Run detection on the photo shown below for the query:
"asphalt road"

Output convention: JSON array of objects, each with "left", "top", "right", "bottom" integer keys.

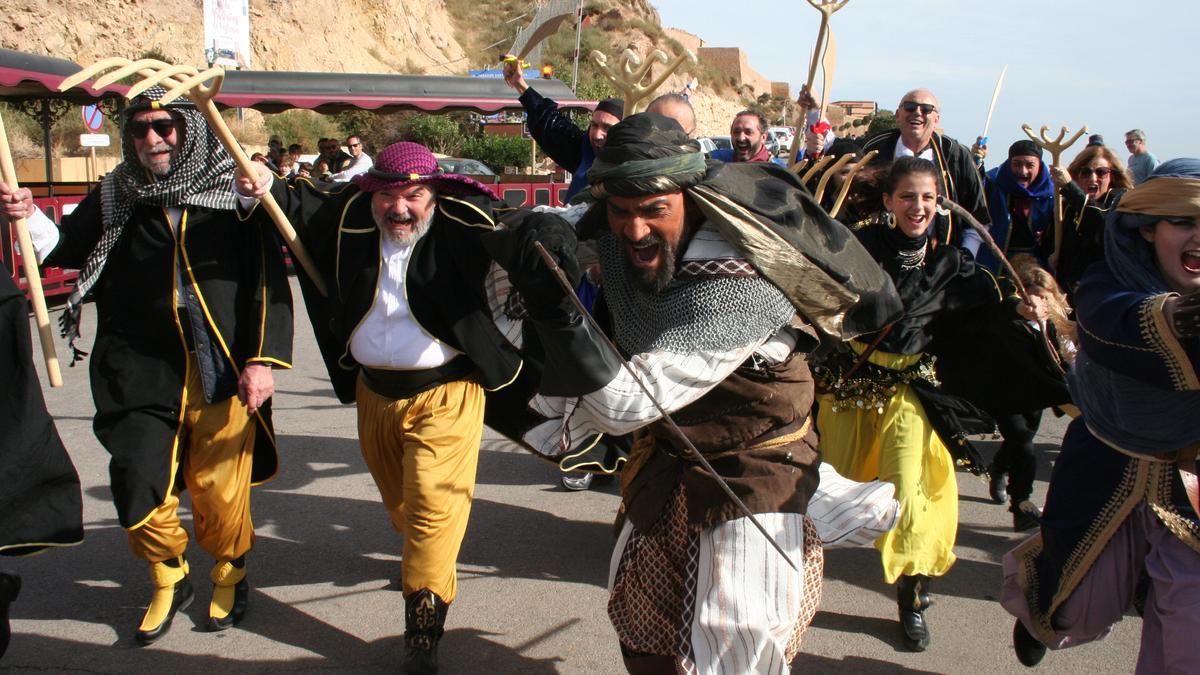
[{"left": 3, "top": 278, "right": 1142, "bottom": 673}]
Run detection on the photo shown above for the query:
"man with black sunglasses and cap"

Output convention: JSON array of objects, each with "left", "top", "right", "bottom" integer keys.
[
  {"left": 0, "top": 86, "right": 293, "bottom": 646},
  {"left": 863, "top": 89, "right": 990, "bottom": 256},
  {"left": 503, "top": 58, "right": 623, "bottom": 201}
]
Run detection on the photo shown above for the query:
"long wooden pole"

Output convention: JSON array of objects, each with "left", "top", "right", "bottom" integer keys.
[{"left": 0, "top": 111, "right": 63, "bottom": 387}]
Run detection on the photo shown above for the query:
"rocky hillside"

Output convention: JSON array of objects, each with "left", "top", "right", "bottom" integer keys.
[{"left": 3, "top": 0, "right": 756, "bottom": 140}]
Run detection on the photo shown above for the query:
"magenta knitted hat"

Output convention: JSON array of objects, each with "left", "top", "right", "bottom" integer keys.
[{"left": 352, "top": 141, "right": 493, "bottom": 197}]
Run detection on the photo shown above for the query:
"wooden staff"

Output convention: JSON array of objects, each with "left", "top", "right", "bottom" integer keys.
[
  {"left": 0, "top": 111, "right": 63, "bottom": 386},
  {"left": 1021, "top": 123, "right": 1087, "bottom": 268},
  {"left": 590, "top": 47, "right": 696, "bottom": 118},
  {"left": 58, "top": 58, "right": 328, "bottom": 296},
  {"left": 798, "top": 154, "right": 834, "bottom": 183},
  {"left": 829, "top": 148, "right": 878, "bottom": 219},
  {"left": 812, "top": 152, "right": 853, "bottom": 204},
  {"left": 789, "top": 0, "right": 849, "bottom": 169}
]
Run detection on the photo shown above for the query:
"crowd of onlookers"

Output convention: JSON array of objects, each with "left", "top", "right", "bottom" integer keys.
[{"left": 250, "top": 133, "right": 373, "bottom": 182}]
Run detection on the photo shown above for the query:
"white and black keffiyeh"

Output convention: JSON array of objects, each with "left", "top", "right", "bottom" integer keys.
[{"left": 60, "top": 86, "right": 239, "bottom": 363}]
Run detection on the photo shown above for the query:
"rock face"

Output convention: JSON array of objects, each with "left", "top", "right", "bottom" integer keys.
[
  {"left": 1, "top": 0, "right": 466, "bottom": 75},
  {"left": 0, "top": 0, "right": 776, "bottom": 139}
]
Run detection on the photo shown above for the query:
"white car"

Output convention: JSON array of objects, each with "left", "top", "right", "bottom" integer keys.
[{"left": 768, "top": 127, "right": 794, "bottom": 156}]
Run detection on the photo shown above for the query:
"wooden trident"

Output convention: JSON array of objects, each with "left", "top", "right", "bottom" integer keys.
[
  {"left": 58, "top": 58, "right": 328, "bottom": 296},
  {"left": 590, "top": 47, "right": 697, "bottom": 118},
  {"left": 1021, "top": 123, "right": 1088, "bottom": 267},
  {"left": 0, "top": 111, "right": 62, "bottom": 386},
  {"left": 788, "top": 0, "right": 849, "bottom": 169}
]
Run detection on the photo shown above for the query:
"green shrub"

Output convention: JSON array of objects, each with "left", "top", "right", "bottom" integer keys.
[
  {"left": 263, "top": 109, "right": 343, "bottom": 153},
  {"left": 460, "top": 134, "right": 532, "bottom": 172}
]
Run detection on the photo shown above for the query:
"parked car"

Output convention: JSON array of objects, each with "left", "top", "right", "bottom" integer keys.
[
  {"left": 710, "top": 136, "right": 733, "bottom": 151},
  {"left": 695, "top": 137, "right": 718, "bottom": 156},
  {"left": 768, "top": 127, "right": 795, "bottom": 156},
  {"left": 437, "top": 157, "right": 499, "bottom": 183}
]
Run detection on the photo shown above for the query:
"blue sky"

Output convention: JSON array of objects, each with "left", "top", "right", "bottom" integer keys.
[{"left": 651, "top": 0, "right": 1192, "bottom": 167}]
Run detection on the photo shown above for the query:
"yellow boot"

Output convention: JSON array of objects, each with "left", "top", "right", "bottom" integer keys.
[
  {"left": 135, "top": 556, "right": 192, "bottom": 646},
  {"left": 208, "top": 557, "right": 248, "bottom": 631}
]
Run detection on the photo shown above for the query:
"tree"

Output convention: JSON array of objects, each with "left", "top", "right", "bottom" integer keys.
[
  {"left": 402, "top": 114, "right": 465, "bottom": 155},
  {"left": 866, "top": 109, "right": 897, "bottom": 136}
]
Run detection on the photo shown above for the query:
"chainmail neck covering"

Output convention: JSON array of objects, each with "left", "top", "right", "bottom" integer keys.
[{"left": 596, "top": 228, "right": 795, "bottom": 355}]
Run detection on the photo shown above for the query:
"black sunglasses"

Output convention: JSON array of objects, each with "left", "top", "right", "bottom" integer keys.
[
  {"left": 1076, "top": 167, "right": 1112, "bottom": 179},
  {"left": 899, "top": 101, "right": 937, "bottom": 115},
  {"left": 128, "top": 118, "right": 178, "bottom": 139}
]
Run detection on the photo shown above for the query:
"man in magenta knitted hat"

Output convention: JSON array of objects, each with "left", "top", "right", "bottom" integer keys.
[{"left": 236, "top": 141, "right": 524, "bottom": 674}]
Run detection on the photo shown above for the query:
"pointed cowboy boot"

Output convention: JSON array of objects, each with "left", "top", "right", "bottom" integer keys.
[
  {"left": 402, "top": 589, "right": 448, "bottom": 675},
  {"left": 896, "top": 574, "right": 933, "bottom": 652},
  {"left": 208, "top": 556, "right": 248, "bottom": 631},
  {"left": 135, "top": 556, "right": 193, "bottom": 645}
]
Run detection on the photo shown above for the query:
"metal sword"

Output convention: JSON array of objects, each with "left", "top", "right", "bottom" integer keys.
[{"left": 531, "top": 241, "right": 799, "bottom": 571}]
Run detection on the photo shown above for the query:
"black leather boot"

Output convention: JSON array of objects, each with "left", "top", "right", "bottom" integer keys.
[
  {"left": 0, "top": 572, "right": 20, "bottom": 659},
  {"left": 1012, "top": 619, "right": 1046, "bottom": 667},
  {"left": 402, "top": 589, "right": 448, "bottom": 675},
  {"left": 896, "top": 574, "right": 933, "bottom": 652}
]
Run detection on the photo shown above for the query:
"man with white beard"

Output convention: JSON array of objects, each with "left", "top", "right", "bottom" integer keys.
[{"left": 236, "top": 141, "right": 525, "bottom": 675}]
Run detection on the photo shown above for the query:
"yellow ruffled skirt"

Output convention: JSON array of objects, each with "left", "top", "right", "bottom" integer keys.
[{"left": 816, "top": 347, "right": 958, "bottom": 584}]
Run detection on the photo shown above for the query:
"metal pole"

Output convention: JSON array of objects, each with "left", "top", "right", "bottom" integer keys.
[
  {"left": 41, "top": 100, "right": 54, "bottom": 198},
  {"left": 571, "top": 0, "right": 583, "bottom": 94}
]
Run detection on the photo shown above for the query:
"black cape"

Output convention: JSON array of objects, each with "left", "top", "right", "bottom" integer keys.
[{"left": 0, "top": 269, "right": 83, "bottom": 556}]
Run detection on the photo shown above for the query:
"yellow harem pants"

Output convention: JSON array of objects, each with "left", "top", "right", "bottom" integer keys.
[
  {"left": 816, "top": 351, "right": 958, "bottom": 584},
  {"left": 128, "top": 354, "right": 258, "bottom": 563},
  {"left": 355, "top": 375, "right": 484, "bottom": 604}
]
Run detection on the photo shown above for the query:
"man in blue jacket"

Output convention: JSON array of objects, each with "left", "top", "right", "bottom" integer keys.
[
  {"left": 980, "top": 140, "right": 1055, "bottom": 271},
  {"left": 503, "top": 61, "right": 623, "bottom": 202}
]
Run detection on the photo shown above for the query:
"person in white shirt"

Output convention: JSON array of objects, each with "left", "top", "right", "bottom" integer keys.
[
  {"left": 328, "top": 134, "right": 374, "bottom": 181},
  {"left": 235, "top": 141, "right": 520, "bottom": 675}
]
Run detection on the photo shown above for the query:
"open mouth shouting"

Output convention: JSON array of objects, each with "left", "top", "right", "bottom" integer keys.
[
  {"left": 1183, "top": 248, "right": 1200, "bottom": 275},
  {"left": 626, "top": 233, "right": 664, "bottom": 271}
]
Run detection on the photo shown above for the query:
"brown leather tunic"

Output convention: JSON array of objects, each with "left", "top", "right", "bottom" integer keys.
[{"left": 621, "top": 352, "right": 821, "bottom": 532}]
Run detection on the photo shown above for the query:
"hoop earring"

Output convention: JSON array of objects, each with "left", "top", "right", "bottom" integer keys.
[{"left": 886, "top": 211, "right": 896, "bottom": 229}]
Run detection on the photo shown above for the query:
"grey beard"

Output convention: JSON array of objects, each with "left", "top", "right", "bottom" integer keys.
[{"left": 381, "top": 209, "right": 434, "bottom": 247}]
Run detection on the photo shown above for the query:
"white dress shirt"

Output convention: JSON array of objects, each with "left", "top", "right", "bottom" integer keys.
[{"left": 349, "top": 231, "right": 461, "bottom": 369}]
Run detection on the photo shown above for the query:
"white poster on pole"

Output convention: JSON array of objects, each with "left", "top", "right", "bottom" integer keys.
[{"left": 203, "top": 0, "right": 251, "bottom": 69}]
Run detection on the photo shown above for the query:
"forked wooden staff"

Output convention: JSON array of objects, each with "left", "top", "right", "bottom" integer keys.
[
  {"left": 829, "top": 148, "right": 878, "bottom": 219},
  {"left": 1021, "top": 123, "right": 1088, "bottom": 269},
  {"left": 812, "top": 152, "right": 853, "bottom": 204},
  {"left": 798, "top": 154, "right": 834, "bottom": 182},
  {"left": 0, "top": 111, "right": 62, "bottom": 386},
  {"left": 591, "top": 47, "right": 696, "bottom": 118},
  {"left": 58, "top": 58, "right": 328, "bottom": 296},
  {"left": 788, "top": 0, "right": 848, "bottom": 169}
]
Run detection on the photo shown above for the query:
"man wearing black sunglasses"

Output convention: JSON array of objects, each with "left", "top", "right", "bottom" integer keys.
[
  {"left": 327, "top": 134, "right": 374, "bottom": 181},
  {"left": 863, "top": 89, "right": 990, "bottom": 256},
  {"left": 0, "top": 86, "right": 293, "bottom": 645}
]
